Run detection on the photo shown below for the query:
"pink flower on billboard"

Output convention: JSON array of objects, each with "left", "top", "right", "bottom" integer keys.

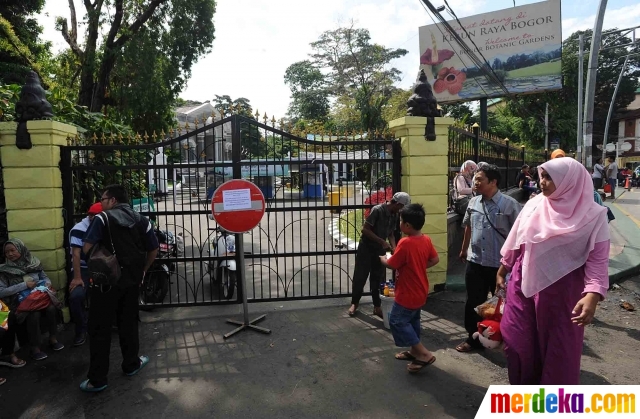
[
  {"left": 433, "top": 67, "right": 467, "bottom": 96},
  {"left": 420, "top": 32, "right": 456, "bottom": 79}
]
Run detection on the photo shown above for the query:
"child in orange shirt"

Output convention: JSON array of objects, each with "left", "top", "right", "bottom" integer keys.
[{"left": 380, "top": 203, "right": 439, "bottom": 373}]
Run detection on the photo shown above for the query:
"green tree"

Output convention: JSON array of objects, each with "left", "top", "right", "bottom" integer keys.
[
  {"left": 381, "top": 88, "right": 411, "bottom": 123},
  {"left": 491, "top": 29, "right": 640, "bottom": 150},
  {"left": 212, "top": 95, "right": 265, "bottom": 157},
  {"left": 306, "top": 24, "right": 408, "bottom": 131},
  {"left": 56, "top": 0, "right": 216, "bottom": 113},
  {"left": 0, "top": 0, "right": 50, "bottom": 84},
  {"left": 441, "top": 103, "right": 477, "bottom": 125},
  {"left": 284, "top": 60, "right": 329, "bottom": 122}
]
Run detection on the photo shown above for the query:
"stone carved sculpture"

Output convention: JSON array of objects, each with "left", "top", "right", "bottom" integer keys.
[
  {"left": 406, "top": 69, "right": 441, "bottom": 141},
  {"left": 15, "top": 71, "right": 54, "bottom": 149}
]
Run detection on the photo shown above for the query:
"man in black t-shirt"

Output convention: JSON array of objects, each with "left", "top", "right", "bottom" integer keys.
[
  {"left": 348, "top": 192, "right": 410, "bottom": 318},
  {"left": 79, "top": 185, "right": 159, "bottom": 393}
]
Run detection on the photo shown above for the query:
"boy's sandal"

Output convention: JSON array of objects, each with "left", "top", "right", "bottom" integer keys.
[
  {"left": 79, "top": 379, "right": 107, "bottom": 393},
  {"left": 31, "top": 352, "right": 48, "bottom": 361},
  {"left": 0, "top": 356, "right": 26, "bottom": 368},
  {"left": 50, "top": 342, "right": 65, "bottom": 351},
  {"left": 395, "top": 351, "right": 416, "bottom": 361},
  {"left": 407, "top": 356, "right": 436, "bottom": 373},
  {"left": 0, "top": 377, "right": 6, "bottom": 386}
]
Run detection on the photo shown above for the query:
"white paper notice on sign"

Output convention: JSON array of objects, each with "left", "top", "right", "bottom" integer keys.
[{"left": 222, "top": 189, "right": 251, "bottom": 211}]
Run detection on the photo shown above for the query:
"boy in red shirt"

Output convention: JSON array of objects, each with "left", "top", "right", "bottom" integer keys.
[{"left": 380, "top": 203, "right": 439, "bottom": 373}]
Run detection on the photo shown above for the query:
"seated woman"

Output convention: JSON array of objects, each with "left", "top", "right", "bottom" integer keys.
[
  {"left": 0, "top": 239, "right": 63, "bottom": 361},
  {"left": 452, "top": 160, "right": 477, "bottom": 215}
]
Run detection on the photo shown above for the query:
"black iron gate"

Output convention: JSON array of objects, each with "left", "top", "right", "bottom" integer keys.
[{"left": 61, "top": 115, "right": 401, "bottom": 307}]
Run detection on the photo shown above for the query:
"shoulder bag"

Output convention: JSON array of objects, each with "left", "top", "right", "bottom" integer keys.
[
  {"left": 481, "top": 199, "right": 507, "bottom": 240},
  {"left": 86, "top": 212, "right": 122, "bottom": 286}
]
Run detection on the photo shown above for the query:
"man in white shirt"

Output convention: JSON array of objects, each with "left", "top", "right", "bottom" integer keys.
[
  {"left": 606, "top": 156, "right": 619, "bottom": 199},
  {"left": 592, "top": 158, "right": 604, "bottom": 190}
]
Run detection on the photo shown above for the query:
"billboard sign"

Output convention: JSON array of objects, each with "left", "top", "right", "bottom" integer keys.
[{"left": 418, "top": 0, "right": 562, "bottom": 103}]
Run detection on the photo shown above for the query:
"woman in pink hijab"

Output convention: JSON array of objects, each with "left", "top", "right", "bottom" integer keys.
[{"left": 497, "top": 157, "right": 610, "bottom": 385}]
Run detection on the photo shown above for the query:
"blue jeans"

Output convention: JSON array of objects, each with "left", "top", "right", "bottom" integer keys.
[
  {"left": 608, "top": 178, "right": 617, "bottom": 197},
  {"left": 389, "top": 302, "right": 422, "bottom": 347},
  {"left": 69, "top": 269, "right": 90, "bottom": 336}
]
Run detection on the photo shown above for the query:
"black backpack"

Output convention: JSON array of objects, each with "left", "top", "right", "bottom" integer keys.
[{"left": 98, "top": 210, "right": 148, "bottom": 287}]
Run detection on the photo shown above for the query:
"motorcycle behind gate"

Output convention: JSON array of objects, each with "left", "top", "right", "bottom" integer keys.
[
  {"left": 206, "top": 227, "right": 236, "bottom": 300},
  {"left": 140, "top": 229, "right": 178, "bottom": 307}
]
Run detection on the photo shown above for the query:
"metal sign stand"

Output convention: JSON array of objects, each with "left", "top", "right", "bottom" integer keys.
[{"left": 223, "top": 234, "right": 271, "bottom": 339}]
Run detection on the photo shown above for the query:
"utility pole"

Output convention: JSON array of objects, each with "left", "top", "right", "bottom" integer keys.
[
  {"left": 577, "top": 34, "right": 584, "bottom": 163},
  {"left": 545, "top": 102, "right": 549, "bottom": 151},
  {"left": 582, "top": 0, "right": 608, "bottom": 169}
]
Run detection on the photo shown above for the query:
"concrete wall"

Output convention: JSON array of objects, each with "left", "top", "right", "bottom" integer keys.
[
  {"left": 0, "top": 120, "right": 76, "bottom": 320},
  {"left": 389, "top": 116, "right": 453, "bottom": 292}
]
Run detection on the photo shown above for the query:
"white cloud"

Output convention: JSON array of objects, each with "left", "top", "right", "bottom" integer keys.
[
  {"left": 562, "top": 4, "right": 640, "bottom": 39},
  {"left": 35, "top": 0, "right": 640, "bottom": 120}
]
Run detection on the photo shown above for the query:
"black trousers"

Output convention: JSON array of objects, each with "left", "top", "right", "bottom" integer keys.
[
  {"left": 87, "top": 284, "right": 140, "bottom": 387},
  {"left": 350, "top": 242, "right": 384, "bottom": 308},
  {"left": 0, "top": 311, "right": 18, "bottom": 355},
  {"left": 24, "top": 305, "right": 58, "bottom": 348},
  {"left": 464, "top": 261, "right": 498, "bottom": 346}
]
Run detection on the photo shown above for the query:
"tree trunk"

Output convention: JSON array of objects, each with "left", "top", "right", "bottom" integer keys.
[{"left": 78, "top": 6, "right": 101, "bottom": 109}]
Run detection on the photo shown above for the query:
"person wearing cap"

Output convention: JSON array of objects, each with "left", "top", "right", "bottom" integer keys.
[
  {"left": 348, "top": 192, "right": 410, "bottom": 317},
  {"left": 68, "top": 202, "right": 102, "bottom": 346},
  {"left": 456, "top": 164, "right": 521, "bottom": 353}
]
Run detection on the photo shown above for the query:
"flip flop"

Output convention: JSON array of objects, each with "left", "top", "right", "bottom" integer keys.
[
  {"left": 407, "top": 356, "right": 436, "bottom": 373},
  {"left": 395, "top": 351, "right": 416, "bottom": 361},
  {"left": 347, "top": 306, "right": 358, "bottom": 317},
  {"left": 80, "top": 379, "right": 107, "bottom": 393},
  {"left": 126, "top": 355, "right": 149, "bottom": 376},
  {"left": 455, "top": 341, "right": 476, "bottom": 353},
  {"left": 0, "top": 357, "right": 26, "bottom": 368},
  {"left": 0, "top": 377, "right": 6, "bottom": 386}
]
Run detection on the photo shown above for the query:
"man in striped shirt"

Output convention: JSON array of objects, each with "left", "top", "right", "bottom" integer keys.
[{"left": 68, "top": 202, "right": 102, "bottom": 346}]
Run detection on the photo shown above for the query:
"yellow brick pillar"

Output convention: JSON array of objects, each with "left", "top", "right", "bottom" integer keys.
[
  {"left": 0, "top": 120, "right": 76, "bottom": 320},
  {"left": 389, "top": 116, "right": 453, "bottom": 292}
]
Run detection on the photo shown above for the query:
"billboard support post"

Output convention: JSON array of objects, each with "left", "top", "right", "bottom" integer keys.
[
  {"left": 582, "top": 0, "right": 609, "bottom": 170},
  {"left": 472, "top": 123, "right": 480, "bottom": 164},
  {"left": 577, "top": 34, "right": 584, "bottom": 164},
  {"left": 545, "top": 102, "right": 549, "bottom": 151},
  {"left": 480, "top": 98, "right": 488, "bottom": 132}
]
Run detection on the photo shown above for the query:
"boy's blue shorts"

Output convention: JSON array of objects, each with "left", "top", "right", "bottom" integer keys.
[{"left": 389, "top": 302, "right": 422, "bottom": 347}]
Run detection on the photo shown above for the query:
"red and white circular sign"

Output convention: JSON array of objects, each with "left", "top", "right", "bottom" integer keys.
[{"left": 211, "top": 179, "right": 266, "bottom": 233}]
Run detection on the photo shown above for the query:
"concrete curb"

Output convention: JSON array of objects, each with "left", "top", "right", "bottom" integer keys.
[{"left": 327, "top": 213, "right": 358, "bottom": 250}]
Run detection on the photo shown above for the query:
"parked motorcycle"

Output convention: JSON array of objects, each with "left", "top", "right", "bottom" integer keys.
[
  {"left": 206, "top": 227, "right": 236, "bottom": 300},
  {"left": 140, "top": 229, "right": 176, "bottom": 306}
]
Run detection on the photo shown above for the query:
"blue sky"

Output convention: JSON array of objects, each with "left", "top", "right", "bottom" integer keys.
[{"left": 39, "top": 0, "right": 640, "bottom": 118}]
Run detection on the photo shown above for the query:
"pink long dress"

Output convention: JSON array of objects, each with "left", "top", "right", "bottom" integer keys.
[{"left": 500, "top": 241, "right": 610, "bottom": 385}]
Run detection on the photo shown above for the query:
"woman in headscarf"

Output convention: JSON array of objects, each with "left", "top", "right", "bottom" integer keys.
[
  {"left": 453, "top": 160, "right": 477, "bottom": 215},
  {"left": 455, "top": 160, "right": 477, "bottom": 198},
  {"left": 0, "top": 239, "right": 63, "bottom": 361},
  {"left": 497, "top": 158, "right": 610, "bottom": 385}
]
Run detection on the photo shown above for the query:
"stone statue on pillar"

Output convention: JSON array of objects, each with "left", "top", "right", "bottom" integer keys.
[
  {"left": 15, "top": 71, "right": 54, "bottom": 149},
  {"left": 406, "top": 69, "right": 441, "bottom": 141}
]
